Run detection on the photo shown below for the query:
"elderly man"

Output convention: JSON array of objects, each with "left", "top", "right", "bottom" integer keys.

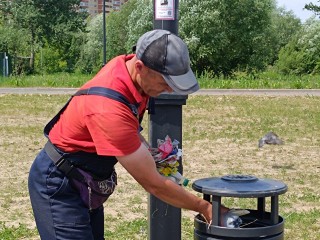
[{"left": 28, "top": 29, "right": 228, "bottom": 240}]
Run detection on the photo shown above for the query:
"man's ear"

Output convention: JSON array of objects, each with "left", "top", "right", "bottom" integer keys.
[{"left": 135, "top": 60, "right": 147, "bottom": 75}]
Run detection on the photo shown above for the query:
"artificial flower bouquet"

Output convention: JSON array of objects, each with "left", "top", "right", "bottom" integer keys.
[{"left": 149, "top": 135, "right": 189, "bottom": 186}]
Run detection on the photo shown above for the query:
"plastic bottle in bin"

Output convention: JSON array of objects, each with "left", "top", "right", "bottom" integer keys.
[
  {"left": 222, "top": 209, "right": 250, "bottom": 228},
  {"left": 168, "top": 171, "right": 190, "bottom": 186}
]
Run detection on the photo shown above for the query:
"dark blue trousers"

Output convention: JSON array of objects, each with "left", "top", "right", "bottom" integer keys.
[{"left": 28, "top": 149, "right": 105, "bottom": 240}]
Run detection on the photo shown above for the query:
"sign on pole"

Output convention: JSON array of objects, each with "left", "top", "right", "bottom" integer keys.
[{"left": 154, "top": 0, "right": 175, "bottom": 20}]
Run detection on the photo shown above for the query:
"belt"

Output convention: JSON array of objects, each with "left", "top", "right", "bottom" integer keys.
[{"left": 44, "top": 141, "right": 84, "bottom": 181}]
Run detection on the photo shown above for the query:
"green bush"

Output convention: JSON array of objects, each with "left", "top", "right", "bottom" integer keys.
[
  {"left": 35, "top": 46, "right": 67, "bottom": 74},
  {"left": 276, "top": 18, "right": 320, "bottom": 75}
]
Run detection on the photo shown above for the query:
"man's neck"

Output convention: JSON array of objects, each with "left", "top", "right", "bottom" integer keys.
[{"left": 126, "top": 57, "right": 144, "bottom": 95}]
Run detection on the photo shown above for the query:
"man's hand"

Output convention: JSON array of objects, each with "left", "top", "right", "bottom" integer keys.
[{"left": 116, "top": 143, "right": 213, "bottom": 220}]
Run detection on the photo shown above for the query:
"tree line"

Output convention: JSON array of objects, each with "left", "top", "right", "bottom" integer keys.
[{"left": 0, "top": 0, "right": 319, "bottom": 76}]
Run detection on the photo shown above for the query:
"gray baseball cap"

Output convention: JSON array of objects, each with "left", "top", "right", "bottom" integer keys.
[{"left": 135, "top": 29, "right": 199, "bottom": 95}]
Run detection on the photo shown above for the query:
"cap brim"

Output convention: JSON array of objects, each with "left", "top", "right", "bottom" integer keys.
[{"left": 162, "top": 68, "right": 199, "bottom": 95}]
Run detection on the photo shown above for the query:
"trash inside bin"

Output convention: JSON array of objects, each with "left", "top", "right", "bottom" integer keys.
[{"left": 192, "top": 175, "right": 288, "bottom": 240}]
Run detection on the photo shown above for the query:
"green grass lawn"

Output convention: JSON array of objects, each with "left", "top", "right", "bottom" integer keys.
[
  {"left": 0, "top": 71, "right": 320, "bottom": 89},
  {"left": 0, "top": 93, "right": 319, "bottom": 239}
]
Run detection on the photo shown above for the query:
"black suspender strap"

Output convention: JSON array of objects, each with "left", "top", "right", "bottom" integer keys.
[
  {"left": 44, "top": 141, "right": 85, "bottom": 181},
  {"left": 74, "top": 87, "right": 140, "bottom": 118},
  {"left": 44, "top": 86, "right": 140, "bottom": 137},
  {"left": 148, "top": 97, "right": 155, "bottom": 115},
  {"left": 44, "top": 99, "right": 72, "bottom": 137},
  {"left": 43, "top": 86, "right": 141, "bottom": 180}
]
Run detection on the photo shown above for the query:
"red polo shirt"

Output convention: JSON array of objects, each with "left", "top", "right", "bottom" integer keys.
[{"left": 49, "top": 54, "right": 149, "bottom": 156}]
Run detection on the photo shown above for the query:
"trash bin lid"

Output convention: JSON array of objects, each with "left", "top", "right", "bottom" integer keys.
[{"left": 192, "top": 175, "right": 288, "bottom": 198}]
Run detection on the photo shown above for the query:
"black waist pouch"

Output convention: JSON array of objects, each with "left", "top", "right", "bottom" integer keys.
[
  {"left": 70, "top": 167, "right": 117, "bottom": 210},
  {"left": 44, "top": 141, "right": 118, "bottom": 210}
]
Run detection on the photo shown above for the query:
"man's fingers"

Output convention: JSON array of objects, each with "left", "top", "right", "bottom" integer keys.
[{"left": 207, "top": 220, "right": 212, "bottom": 229}]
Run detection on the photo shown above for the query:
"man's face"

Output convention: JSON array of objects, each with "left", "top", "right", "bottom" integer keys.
[{"left": 139, "top": 67, "right": 173, "bottom": 97}]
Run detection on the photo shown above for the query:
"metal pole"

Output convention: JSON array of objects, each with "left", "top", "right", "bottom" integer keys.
[
  {"left": 5, "top": 55, "right": 8, "bottom": 77},
  {"left": 212, "top": 196, "right": 221, "bottom": 226},
  {"left": 271, "top": 195, "right": 279, "bottom": 225},
  {"left": 148, "top": 1, "right": 182, "bottom": 240},
  {"left": 2, "top": 53, "right": 5, "bottom": 77},
  {"left": 258, "top": 197, "right": 265, "bottom": 219},
  {"left": 3, "top": 52, "right": 7, "bottom": 77},
  {"left": 148, "top": 94, "right": 186, "bottom": 240},
  {"left": 102, "top": 0, "right": 106, "bottom": 66}
]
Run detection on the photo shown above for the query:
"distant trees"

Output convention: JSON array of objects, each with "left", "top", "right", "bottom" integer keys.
[
  {"left": 0, "top": 0, "right": 87, "bottom": 73},
  {"left": 75, "top": 15, "right": 104, "bottom": 74},
  {"left": 79, "top": 0, "right": 153, "bottom": 73},
  {"left": 1, "top": 0, "right": 319, "bottom": 76},
  {"left": 275, "top": 2, "right": 320, "bottom": 75},
  {"left": 94, "top": 0, "right": 319, "bottom": 76},
  {"left": 179, "top": 0, "right": 278, "bottom": 76},
  {"left": 276, "top": 18, "right": 320, "bottom": 74},
  {"left": 305, "top": 1, "right": 320, "bottom": 15},
  {"left": 124, "top": 0, "right": 153, "bottom": 53},
  {"left": 106, "top": 0, "right": 152, "bottom": 61},
  {"left": 269, "top": 7, "right": 302, "bottom": 64}
]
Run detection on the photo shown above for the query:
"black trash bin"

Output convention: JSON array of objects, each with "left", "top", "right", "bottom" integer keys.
[{"left": 192, "top": 175, "right": 288, "bottom": 240}]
